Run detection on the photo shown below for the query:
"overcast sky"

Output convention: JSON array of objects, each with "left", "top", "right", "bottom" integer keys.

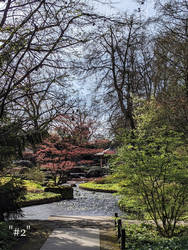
[
  {"left": 76, "top": 0, "right": 156, "bottom": 101},
  {"left": 90, "top": 0, "right": 155, "bottom": 18}
]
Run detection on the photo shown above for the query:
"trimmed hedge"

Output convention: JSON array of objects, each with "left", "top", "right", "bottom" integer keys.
[
  {"left": 79, "top": 184, "right": 118, "bottom": 193},
  {"left": 20, "top": 194, "right": 62, "bottom": 207}
]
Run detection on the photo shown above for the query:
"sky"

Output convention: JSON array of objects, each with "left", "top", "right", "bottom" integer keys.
[
  {"left": 90, "top": 0, "right": 155, "bottom": 18},
  {"left": 0, "top": 0, "right": 156, "bottom": 109},
  {"left": 78, "top": 0, "right": 156, "bottom": 99},
  {"left": 0, "top": 0, "right": 156, "bottom": 135}
]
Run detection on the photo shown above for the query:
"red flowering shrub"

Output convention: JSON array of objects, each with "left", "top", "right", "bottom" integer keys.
[{"left": 35, "top": 115, "right": 112, "bottom": 184}]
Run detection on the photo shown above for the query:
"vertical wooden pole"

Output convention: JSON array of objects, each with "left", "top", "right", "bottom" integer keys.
[
  {"left": 121, "top": 228, "right": 125, "bottom": 250},
  {"left": 100, "top": 155, "right": 103, "bottom": 168},
  {"left": 117, "top": 219, "right": 122, "bottom": 239},
  {"left": 115, "top": 213, "right": 118, "bottom": 226}
]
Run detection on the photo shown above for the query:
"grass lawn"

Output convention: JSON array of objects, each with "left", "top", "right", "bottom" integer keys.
[{"left": 21, "top": 182, "right": 62, "bottom": 206}]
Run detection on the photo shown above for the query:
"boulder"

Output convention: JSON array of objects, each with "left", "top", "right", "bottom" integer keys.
[
  {"left": 86, "top": 168, "right": 104, "bottom": 178},
  {"left": 44, "top": 175, "right": 53, "bottom": 180},
  {"left": 71, "top": 183, "right": 77, "bottom": 187},
  {"left": 69, "top": 172, "right": 86, "bottom": 178},
  {"left": 66, "top": 167, "right": 85, "bottom": 174},
  {"left": 19, "top": 167, "right": 30, "bottom": 174},
  {"left": 13, "top": 160, "right": 33, "bottom": 168}
]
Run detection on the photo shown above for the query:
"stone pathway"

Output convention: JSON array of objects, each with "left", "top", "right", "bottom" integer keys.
[
  {"left": 40, "top": 216, "right": 114, "bottom": 250},
  {"left": 40, "top": 227, "right": 100, "bottom": 250}
]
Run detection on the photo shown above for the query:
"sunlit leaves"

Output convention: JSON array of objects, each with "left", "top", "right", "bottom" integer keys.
[{"left": 112, "top": 99, "right": 188, "bottom": 237}]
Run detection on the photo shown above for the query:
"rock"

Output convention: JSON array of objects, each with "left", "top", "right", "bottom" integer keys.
[
  {"left": 19, "top": 167, "right": 30, "bottom": 174},
  {"left": 8, "top": 167, "right": 22, "bottom": 175},
  {"left": 13, "top": 160, "right": 33, "bottom": 168},
  {"left": 71, "top": 183, "right": 77, "bottom": 187},
  {"left": 69, "top": 173, "right": 86, "bottom": 178},
  {"left": 86, "top": 168, "right": 104, "bottom": 178},
  {"left": 71, "top": 167, "right": 85, "bottom": 173},
  {"left": 45, "top": 175, "right": 53, "bottom": 180}
]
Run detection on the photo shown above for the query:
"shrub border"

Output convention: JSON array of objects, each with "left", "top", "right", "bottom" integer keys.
[
  {"left": 79, "top": 184, "right": 117, "bottom": 193},
  {"left": 19, "top": 194, "right": 62, "bottom": 207}
]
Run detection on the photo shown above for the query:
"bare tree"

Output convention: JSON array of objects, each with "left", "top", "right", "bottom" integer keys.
[
  {"left": 9, "top": 73, "right": 75, "bottom": 151},
  {"left": 0, "top": 0, "right": 107, "bottom": 160},
  {"left": 153, "top": 0, "right": 188, "bottom": 97},
  {"left": 72, "top": 14, "right": 155, "bottom": 133},
  {"left": 0, "top": 0, "right": 94, "bottom": 118}
]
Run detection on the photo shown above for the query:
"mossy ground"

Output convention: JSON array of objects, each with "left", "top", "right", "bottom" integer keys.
[{"left": 79, "top": 176, "right": 121, "bottom": 192}]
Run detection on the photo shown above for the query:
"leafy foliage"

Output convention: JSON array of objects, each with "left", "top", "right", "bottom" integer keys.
[
  {"left": 122, "top": 223, "right": 188, "bottom": 250},
  {"left": 0, "top": 222, "right": 16, "bottom": 250},
  {"left": 0, "top": 119, "right": 25, "bottom": 169},
  {"left": 112, "top": 100, "right": 188, "bottom": 237},
  {"left": 0, "top": 178, "right": 26, "bottom": 221}
]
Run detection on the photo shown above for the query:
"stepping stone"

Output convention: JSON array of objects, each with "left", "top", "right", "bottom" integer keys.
[{"left": 40, "top": 227, "right": 100, "bottom": 250}]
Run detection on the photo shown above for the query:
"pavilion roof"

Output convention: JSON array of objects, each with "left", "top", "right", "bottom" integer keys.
[{"left": 95, "top": 148, "right": 115, "bottom": 156}]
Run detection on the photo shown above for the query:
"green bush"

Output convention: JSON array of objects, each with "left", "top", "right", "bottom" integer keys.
[
  {"left": 112, "top": 127, "right": 188, "bottom": 237},
  {"left": 23, "top": 179, "right": 44, "bottom": 192},
  {"left": 118, "top": 197, "right": 145, "bottom": 220},
  {"left": 0, "top": 222, "right": 15, "bottom": 250},
  {"left": 121, "top": 223, "right": 188, "bottom": 249},
  {"left": 0, "top": 178, "right": 26, "bottom": 221}
]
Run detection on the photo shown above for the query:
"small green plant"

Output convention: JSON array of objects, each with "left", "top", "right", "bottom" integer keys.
[
  {"left": 118, "top": 197, "right": 145, "bottom": 220},
  {"left": 23, "top": 179, "right": 43, "bottom": 192}
]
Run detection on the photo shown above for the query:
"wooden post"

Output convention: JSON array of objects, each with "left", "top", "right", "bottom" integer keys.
[
  {"left": 115, "top": 213, "right": 118, "bottom": 226},
  {"left": 100, "top": 155, "right": 103, "bottom": 168},
  {"left": 117, "top": 219, "right": 122, "bottom": 239},
  {"left": 121, "top": 228, "right": 125, "bottom": 250}
]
